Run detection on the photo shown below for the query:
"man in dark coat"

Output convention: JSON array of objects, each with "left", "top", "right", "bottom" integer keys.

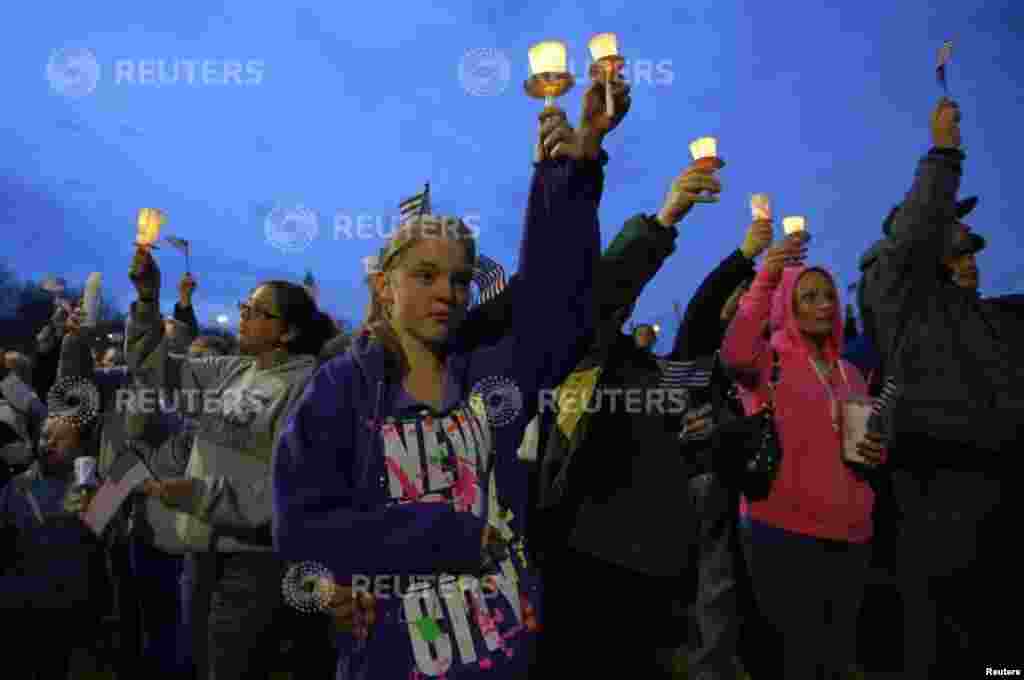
[{"left": 858, "top": 97, "right": 1024, "bottom": 674}]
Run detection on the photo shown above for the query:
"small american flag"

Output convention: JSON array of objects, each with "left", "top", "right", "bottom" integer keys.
[
  {"left": 867, "top": 377, "right": 901, "bottom": 438},
  {"left": 657, "top": 359, "right": 713, "bottom": 389},
  {"left": 40, "top": 276, "right": 66, "bottom": 295},
  {"left": 164, "top": 235, "right": 190, "bottom": 254},
  {"left": 473, "top": 254, "right": 507, "bottom": 305},
  {"left": 82, "top": 447, "right": 154, "bottom": 536},
  {"left": 936, "top": 40, "right": 953, "bottom": 92},
  {"left": 399, "top": 183, "right": 431, "bottom": 223}
]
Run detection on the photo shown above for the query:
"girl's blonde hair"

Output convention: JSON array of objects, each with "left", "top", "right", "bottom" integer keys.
[{"left": 359, "top": 215, "right": 477, "bottom": 374}]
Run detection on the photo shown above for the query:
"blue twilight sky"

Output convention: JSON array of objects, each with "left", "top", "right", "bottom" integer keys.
[{"left": 2, "top": 0, "right": 1022, "bottom": 352}]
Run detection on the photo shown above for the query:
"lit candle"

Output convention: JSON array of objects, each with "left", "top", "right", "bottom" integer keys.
[
  {"left": 136, "top": 208, "right": 166, "bottom": 247},
  {"left": 528, "top": 40, "right": 568, "bottom": 77},
  {"left": 751, "top": 194, "right": 771, "bottom": 221},
  {"left": 588, "top": 33, "right": 619, "bottom": 61},
  {"left": 588, "top": 33, "right": 624, "bottom": 119},
  {"left": 652, "top": 324, "right": 661, "bottom": 334},
  {"left": 783, "top": 216, "right": 806, "bottom": 235},
  {"left": 689, "top": 137, "right": 717, "bottom": 161},
  {"left": 526, "top": 41, "right": 573, "bottom": 107}
]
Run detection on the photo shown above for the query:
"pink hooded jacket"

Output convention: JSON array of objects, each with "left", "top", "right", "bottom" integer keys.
[{"left": 721, "top": 264, "right": 875, "bottom": 543}]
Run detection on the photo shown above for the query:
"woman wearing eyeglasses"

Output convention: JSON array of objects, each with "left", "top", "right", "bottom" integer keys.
[{"left": 125, "top": 251, "right": 339, "bottom": 679}]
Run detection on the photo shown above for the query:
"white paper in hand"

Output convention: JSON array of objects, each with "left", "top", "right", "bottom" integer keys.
[
  {"left": 840, "top": 398, "right": 873, "bottom": 465},
  {"left": 81, "top": 272, "right": 102, "bottom": 328}
]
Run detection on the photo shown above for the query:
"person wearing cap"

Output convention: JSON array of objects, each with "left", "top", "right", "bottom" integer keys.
[{"left": 858, "top": 97, "right": 1024, "bottom": 674}]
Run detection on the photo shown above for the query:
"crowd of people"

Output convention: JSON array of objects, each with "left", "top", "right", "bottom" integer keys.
[{"left": 1, "top": 78, "right": 1020, "bottom": 680}]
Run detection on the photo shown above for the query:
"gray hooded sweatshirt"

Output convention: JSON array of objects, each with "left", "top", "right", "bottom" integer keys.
[
  {"left": 127, "top": 299, "right": 317, "bottom": 552},
  {"left": 0, "top": 374, "right": 46, "bottom": 467}
]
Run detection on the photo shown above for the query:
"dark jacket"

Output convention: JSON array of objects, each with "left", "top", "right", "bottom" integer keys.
[
  {"left": 532, "top": 214, "right": 692, "bottom": 576},
  {"left": 859, "top": 148, "right": 1024, "bottom": 469},
  {"left": 667, "top": 249, "right": 756, "bottom": 477},
  {"left": 669, "top": 249, "right": 755, "bottom": 362},
  {"left": 0, "top": 463, "right": 105, "bottom": 612}
]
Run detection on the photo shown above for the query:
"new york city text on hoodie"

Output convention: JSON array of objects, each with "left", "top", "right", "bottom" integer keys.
[
  {"left": 722, "top": 265, "right": 875, "bottom": 543},
  {"left": 273, "top": 156, "right": 603, "bottom": 679}
]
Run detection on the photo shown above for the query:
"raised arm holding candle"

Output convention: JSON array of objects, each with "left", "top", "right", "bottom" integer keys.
[
  {"left": 589, "top": 33, "right": 624, "bottom": 119},
  {"left": 751, "top": 193, "right": 772, "bottom": 221},
  {"left": 689, "top": 137, "right": 724, "bottom": 202},
  {"left": 782, "top": 216, "right": 810, "bottom": 266}
]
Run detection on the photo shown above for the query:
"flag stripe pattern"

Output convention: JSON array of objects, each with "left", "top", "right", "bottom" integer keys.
[
  {"left": 82, "top": 447, "right": 153, "bottom": 535},
  {"left": 657, "top": 359, "right": 713, "bottom": 389},
  {"left": 473, "top": 254, "right": 507, "bottom": 305},
  {"left": 871, "top": 377, "right": 899, "bottom": 419},
  {"left": 165, "top": 235, "right": 190, "bottom": 253},
  {"left": 936, "top": 40, "right": 952, "bottom": 88},
  {"left": 399, "top": 184, "right": 431, "bottom": 222},
  {"left": 866, "top": 376, "right": 901, "bottom": 439},
  {"left": 40, "top": 276, "right": 66, "bottom": 294}
]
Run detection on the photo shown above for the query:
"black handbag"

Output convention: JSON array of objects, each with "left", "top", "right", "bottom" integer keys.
[{"left": 711, "top": 350, "right": 782, "bottom": 501}]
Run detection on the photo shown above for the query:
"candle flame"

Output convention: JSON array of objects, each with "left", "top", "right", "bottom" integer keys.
[
  {"left": 689, "top": 137, "right": 717, "bottom": 160},
  {"left": 528, "top": 41, "right": 568, "bottom": 75},
  {"left": 783, "top": 216, "right": 806, "bottom": 234},
  {"left": 589, "top": 33, "right": 619, "bottom": 61},
  {"left": 136, "top": 208, "right": 166, "bottom": 246}
]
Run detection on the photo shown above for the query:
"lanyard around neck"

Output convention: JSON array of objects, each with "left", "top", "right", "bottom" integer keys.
[{"left": 808, "top": 356, "right": 848, "bottom": 432}]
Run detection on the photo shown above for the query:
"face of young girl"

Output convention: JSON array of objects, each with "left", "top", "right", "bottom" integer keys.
[{"left": 384, "top": 237, "right": 474, "bottom": 348}]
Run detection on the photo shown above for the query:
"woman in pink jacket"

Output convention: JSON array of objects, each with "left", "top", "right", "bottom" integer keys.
[{"left": 720, "top": 237, "right": 886, "bottom": 679}]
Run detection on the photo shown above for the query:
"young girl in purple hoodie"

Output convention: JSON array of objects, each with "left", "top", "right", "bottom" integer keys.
[
  {"left": 721, "top": 238, "right": 886, "bottom": 679},
  {"left": 273, "top": 84, "right": 629, "bottom": 679}
]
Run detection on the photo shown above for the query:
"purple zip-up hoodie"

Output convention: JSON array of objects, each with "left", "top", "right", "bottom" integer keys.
[{"left": 273, "top": 155, "right": 603, "bottom": 679}]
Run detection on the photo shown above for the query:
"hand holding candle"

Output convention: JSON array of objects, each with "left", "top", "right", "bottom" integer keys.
[
  {"left": 129, "top": 245, "right": 161, "bottom": 300},
  {"left": 589, "top": 33, "right": 624, "bottom": 119},
  {"left": 689, "top": 137, "right": 725, "bottom": 202},
  {"left": 656, "top": 166, "right": 723, "bottom": 226},
  {"left": 781, "top": 216, "right": 810, "bottom": 266},
  {"left": 750, "top": 194, "right": 772, "bottom": 221}
]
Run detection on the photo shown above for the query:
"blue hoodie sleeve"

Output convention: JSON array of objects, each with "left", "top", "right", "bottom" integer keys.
[
  {"left": 501, "top": 156, "right": 603, "bottom": 398},
  {"left": 272, "top": 361, "right": 485, "bottom": 583}
]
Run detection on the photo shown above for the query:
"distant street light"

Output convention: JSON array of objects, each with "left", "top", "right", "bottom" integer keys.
[{"left": 216, "top": 314, "right": 229, "bottom": 326}]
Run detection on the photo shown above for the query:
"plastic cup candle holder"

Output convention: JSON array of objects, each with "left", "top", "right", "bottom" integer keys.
[{"left": 525, "top": 40, "right": 574, "bottom": 106}]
